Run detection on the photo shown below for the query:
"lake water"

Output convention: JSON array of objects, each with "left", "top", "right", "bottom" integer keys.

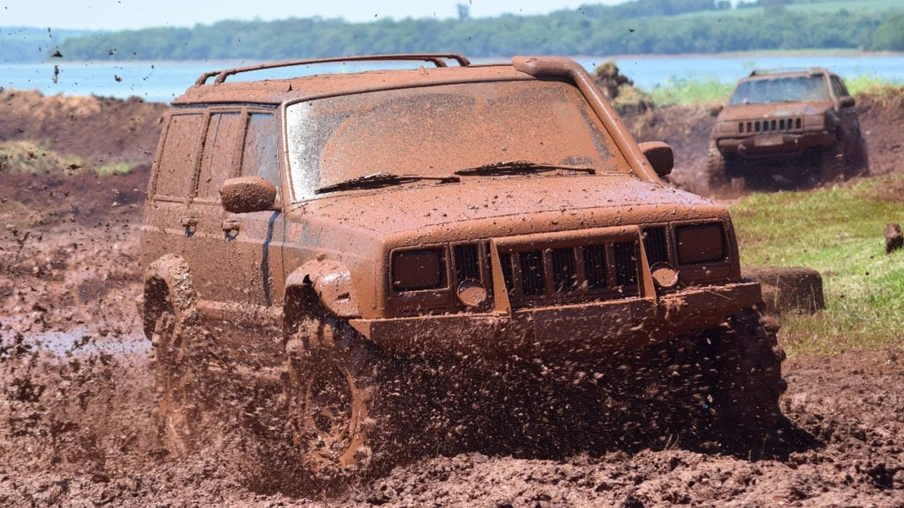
[{"left": 3, "top": 54, "right": 903, "bottom": 104}]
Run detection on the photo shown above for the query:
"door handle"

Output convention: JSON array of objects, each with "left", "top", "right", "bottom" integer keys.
[
  {"left": 222, "top": 219, "right": 240, "bottom": 239},
  {"left": 181, "top": 216, "right": 198, "bottom": 237}
]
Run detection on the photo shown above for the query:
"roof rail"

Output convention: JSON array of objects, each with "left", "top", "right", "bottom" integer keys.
[
  {"left": 194, "top": 53, "right": 471, "bottom": 86},
  {"left": 748, "top": 67, "right": 827, "bottom": 77}
]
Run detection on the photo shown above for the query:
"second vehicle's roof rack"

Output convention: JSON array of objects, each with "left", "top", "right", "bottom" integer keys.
[
  {"left": 749, "top": 67, "right": 828, "bottom": 77},
  {"left": 195, "top": 53, "right": 472, "bottom": 86}
]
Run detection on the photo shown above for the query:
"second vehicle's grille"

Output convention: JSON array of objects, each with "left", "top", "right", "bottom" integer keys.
[{"left": 740, "top": 117, "right": 802, "bottom": 134}]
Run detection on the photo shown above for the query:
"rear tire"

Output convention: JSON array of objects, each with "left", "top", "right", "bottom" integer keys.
[{"left": 151, "top": 305, "right": 202, "bottom": 456}]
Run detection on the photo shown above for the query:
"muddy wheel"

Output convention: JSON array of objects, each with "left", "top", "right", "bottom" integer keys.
[
  {"left": 286, "top": 315, "right": 383, "bottom": 479},
  {"left": 819, "top": 142, "right": 845, "bottom": 182},
  {"left": 151, "top": 306, "right": 200, "bottom": 456},
  {"left": 705, "top": 140, "right": 737, "bottom": 192},
  {"left": 846, "top": 136, "right": 869, "bottom": 178},
  {"left": 708, "top": 307, "right": 787, "bottom": 446}
]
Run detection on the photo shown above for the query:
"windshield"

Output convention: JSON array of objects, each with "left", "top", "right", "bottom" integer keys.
[
  {"left": 729, "top": 75, "right": 830, "bottom": 105},
  {"left": 285, "top": 80, "right": 629, "bottom": 200}
]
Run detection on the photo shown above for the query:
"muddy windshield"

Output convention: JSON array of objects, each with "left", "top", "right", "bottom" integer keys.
[
  {"left": 285, "top": 80, "right": 629, "bottom": 200},
  {"left": 729, "top": 76, "right": 830, "bottom": 105}
]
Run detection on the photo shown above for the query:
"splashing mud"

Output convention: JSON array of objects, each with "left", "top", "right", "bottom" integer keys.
[{"left": 1, "top": 90, "right": 903, "bottom": 505}]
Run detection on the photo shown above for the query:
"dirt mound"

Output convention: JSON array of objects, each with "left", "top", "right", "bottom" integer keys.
[{"left": 0, "top": 89, "right": 166, "bottom": 166}]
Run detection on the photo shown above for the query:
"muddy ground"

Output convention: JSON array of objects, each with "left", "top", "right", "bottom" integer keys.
[{"left": 1, "top": 88, "right": 903, "bottom": 506}]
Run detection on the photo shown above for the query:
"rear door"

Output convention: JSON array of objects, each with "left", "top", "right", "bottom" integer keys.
[{"left": 187, "top": 108, "right": 284, "bottom": 317}]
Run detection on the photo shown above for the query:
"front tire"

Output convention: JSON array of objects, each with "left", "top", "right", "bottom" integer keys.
[
  {"left": 708, "top": 307, "right": 787, "bottom": 445},
  {"left": 706, "top": 140, "right": 739, "bottom": 192},
  {"left": 285, "top": 314, "right": 384, "bottom": 479}
]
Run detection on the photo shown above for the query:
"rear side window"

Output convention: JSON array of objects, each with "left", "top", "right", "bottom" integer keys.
[
  {"left": 154, "top": 113, "right": 203, "bottom": 199},
  {"left": 197, "top": 112, "right": 243, "bottom": 201},
  {"left": 240, "top": 113, "right": 280, "bottom": 189},
  {"left": 830, "top": 76, "right": 848, "bottom": 98}
]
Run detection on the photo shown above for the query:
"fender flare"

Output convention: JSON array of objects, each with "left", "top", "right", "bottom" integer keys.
[
  {"left": 285, "top": 259, "right": 361, "bottom": 321},
  {"left": 142, "top": 254, "right": 199, "bottom": 339}
]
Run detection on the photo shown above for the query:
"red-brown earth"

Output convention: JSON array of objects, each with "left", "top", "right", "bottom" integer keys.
[{"left": 1, "top": 87, "right": 903, "bottom": 506}]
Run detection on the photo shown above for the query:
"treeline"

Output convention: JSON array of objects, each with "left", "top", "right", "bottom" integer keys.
[
  {"left": 0, "top": 27, "right": 87, "bottom": 63},
  {"left": 4, "top": 1, "right": 903, "bottom": 63}
]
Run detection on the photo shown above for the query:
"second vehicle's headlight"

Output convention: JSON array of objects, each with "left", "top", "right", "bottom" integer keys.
[
  {"left": 676, "top": 224, "right": 725, "bottom": 264},
  {"left": 803, "top": 114, "right": 827, "bottom": 131},
  {"left": 392, "top": 248, "right": 446, "bottom": 291}
]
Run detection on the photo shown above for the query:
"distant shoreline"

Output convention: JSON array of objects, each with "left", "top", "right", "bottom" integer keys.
[{"left": 8, "top": 50, "right": 904, "bottom": 66}]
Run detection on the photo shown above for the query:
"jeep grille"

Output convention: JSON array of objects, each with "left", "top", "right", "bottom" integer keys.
[
  {"left": 498, "top": 241, "right": 640, "bottom": 308},
  {"left": 740, "top": 117, "right": 802, "bottom": 134}
]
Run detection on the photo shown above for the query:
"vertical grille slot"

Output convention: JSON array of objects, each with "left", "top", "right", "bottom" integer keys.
[
  {"left": 796, "top": 118, "right": 801, "bottom": 129},
  {"left": 520, "top": 250, "right": 546, "bottom": 296},
  {"left": 551, "top": 248, "right": 576, "bottom": 294},
  {"left": 642, "top": 227, "right": 669, "bottom": 265},
  {"left": 453, "top": 244, "right": 480, "bottom": 283},
  {"left": 583, "top": 244, "right": 608, "bottom": 290},
  {"left": 613, "top": 242, "right": 638, "bottom": 287},
  {"left": 500, "top": 253, "right": 515, "bottom": 297}
]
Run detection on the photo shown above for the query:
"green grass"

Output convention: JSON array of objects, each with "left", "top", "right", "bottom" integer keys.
[
  {"left": 0, "top": 140, "right": 136, "bottom": 176},
  {"left": 648, "top": 77, "right": 734, "bottom": 106},
  {"left": 678, "top": 0, "right": 903, "bottom": 19},
  {"left": 730, "top": 176, "right": 904, "bottom": 355}
]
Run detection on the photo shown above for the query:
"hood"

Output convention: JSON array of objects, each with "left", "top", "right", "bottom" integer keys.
[
  {"left": 295, "top": 173, "right": 715, "bottom": 237},
  {"left": 718, "top": 100, "right": 833, "bottom": 121}
]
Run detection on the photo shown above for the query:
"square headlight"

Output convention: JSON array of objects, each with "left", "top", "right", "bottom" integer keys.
[
  {"left": 676, "top": 224, "right": 725, "bottom": 264},
  {"left": 392, "top": 248, "right": 446, "bottom": 291}
]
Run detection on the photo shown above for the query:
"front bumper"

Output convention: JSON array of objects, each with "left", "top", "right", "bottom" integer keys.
[
  {"left": 717, "top": 131, "right": 834, "bottom": 159},
  {"left": 350, "top": 281, "right": 761, "bottom": 359}
]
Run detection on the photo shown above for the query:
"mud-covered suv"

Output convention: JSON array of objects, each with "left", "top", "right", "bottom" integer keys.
[
  {"left": 707, "top": 67, "right": 868, "bottom": 188},
  {"left": 140, "top": 54, "right": 785, "bottom": 476}
]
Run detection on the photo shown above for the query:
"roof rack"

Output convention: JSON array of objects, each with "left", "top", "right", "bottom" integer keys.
[
  {"left": 195, "top": 53, "right": 471, "bottom": 86},
  {"left": 748, "top": 67, "right": 827, "bottom": 77}
]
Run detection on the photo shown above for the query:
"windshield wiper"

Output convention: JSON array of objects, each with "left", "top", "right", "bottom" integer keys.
[
  {"left": 454, "top": 160, "right": 596, "bottom": 176},
  {"left": 315, "top": 172, "right": 460, "bottom": 194}
]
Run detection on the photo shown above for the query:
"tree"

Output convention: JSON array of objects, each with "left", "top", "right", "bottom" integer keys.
[{"left": 872, "top": 14, "right": 904, "bottom": 51}]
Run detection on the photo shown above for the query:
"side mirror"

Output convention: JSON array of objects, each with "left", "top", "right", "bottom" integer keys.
[
  {"left": 638, "top": 141, "right": 674, "bottom": 178},
  {"left": 839, "top": 96, "right": 856, "bottom": 108},
  {"left": 709, "top": 104, "right": 724, "bottom": 116},
  {"left": 220, "top": 176, "right": 277, "bottom": 213}
]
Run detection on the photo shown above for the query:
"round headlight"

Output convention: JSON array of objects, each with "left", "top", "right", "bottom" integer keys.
[{"left": 456, "top": 279, "right": 487, "bottom": 307}]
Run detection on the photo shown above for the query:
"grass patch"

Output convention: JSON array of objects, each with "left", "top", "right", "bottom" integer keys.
[
  {"left": 730, "top": 176, "right": 904, "bottom": 355},
  {"left": 96, "top": 162, "right": 136, "bottom": 176},
  {"left": 679, "top": 0, "right": 903, "bottom": 19},
  {"left": 648, "top": 76, "right": 733, "bottom": 106},
  {"left": 0, "top": 140, "right": 136, "bottom": 176}
]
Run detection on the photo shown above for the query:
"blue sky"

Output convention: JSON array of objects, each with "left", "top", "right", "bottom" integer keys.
[{"left": 2, "top": 0, "right": 629, "bottom": 30}]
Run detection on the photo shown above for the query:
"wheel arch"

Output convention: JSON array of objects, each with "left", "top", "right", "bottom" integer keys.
[
  {"left": 142, "top": 254, "right": 198, "bottom": 340},
  {"left": 283, "top": 259, "right": 361, "bottom": 340}
]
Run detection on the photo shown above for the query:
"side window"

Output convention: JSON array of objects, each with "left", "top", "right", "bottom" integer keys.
[
  {"left": 197, "top": 112, "right": 242, "bottom": 201},
  {"left": 831, "top": 76, "right": 848, "bottom": 98},
  {"left": 240, "top": 113, "right": 280, "bottom": 189},
  {"left": 154, "top": 113, "right": 203, "bottom": 199}
]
